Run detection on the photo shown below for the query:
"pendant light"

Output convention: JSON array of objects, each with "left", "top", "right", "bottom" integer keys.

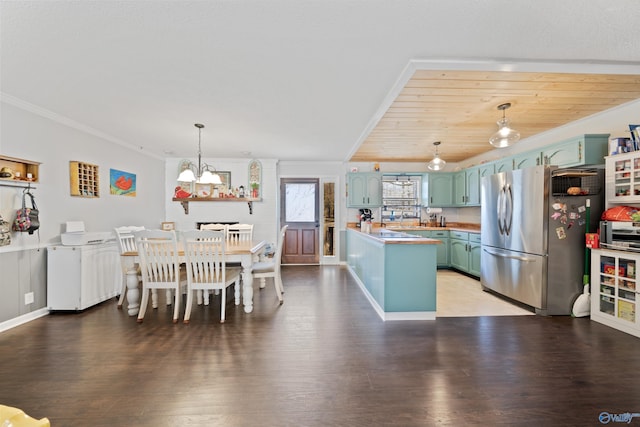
[
  {"left": 489, "top": 103, "right": 520, "bottom": 148},
  {"left": 427, "top": 141, "right": 446, "bottom": 171},
  {"left": 177, "top": 123, "right": 222, "bottom": 184}
]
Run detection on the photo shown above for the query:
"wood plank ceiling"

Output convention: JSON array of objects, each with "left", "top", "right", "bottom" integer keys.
[{"left": 350, "top": 70, "right": 640, "bottom": 163}]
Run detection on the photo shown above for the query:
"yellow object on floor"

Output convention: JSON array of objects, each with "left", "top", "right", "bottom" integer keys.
[{"left": 0, "top": 405, "right": 50, "bottom": 427}]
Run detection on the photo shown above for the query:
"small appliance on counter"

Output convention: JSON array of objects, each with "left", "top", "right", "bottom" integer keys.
[
  {"left": 358, "top": 209, "right": 373, "bottom": 225},
  {"left": 600, "top": 220, "right": 640, "bottom": 251},
  {"left": 60, "top": 221, "right": 112, "bottom": 246}
]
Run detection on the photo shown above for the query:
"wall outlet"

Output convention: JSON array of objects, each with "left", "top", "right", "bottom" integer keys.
[{"left": 24, "top": 292, "right": 34, "bottom": 305}]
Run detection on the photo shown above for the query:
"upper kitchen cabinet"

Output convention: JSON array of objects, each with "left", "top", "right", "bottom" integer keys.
[
  {"left": 347, "top": 172, "right": 382, "bottom": 207},
  {"left": 453, "top": 167, "right": 480, "bottom": 206},
  {"left": 478, "top": 163, "right": 495, "bottom": 181},
  {"left": 542, "top": 134, "right": 609, "bottom": 168},
  {"left": 422, "top": 172, "right": 453, "bottom": 207},
  {"left": 494, "top": 157, "right": 513, "bottom": 173},
  {"left": 513, "top": 151, "right": 541, "bottom": 169}
]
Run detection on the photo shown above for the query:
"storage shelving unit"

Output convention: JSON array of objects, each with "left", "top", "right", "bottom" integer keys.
[
  {"left": 0, "top": 155, "right": 40, "bottom": 189},
  {"left": 69, "top": 161, "right": 99, "bottom": 197},
  {"left": 591, "top": 248, "right": 640, "bottom": 338},
  {"left": 605, "top": 151, "right": 640, "bottom": 203},
  {"left": 173, "top": 197, "right": 260, "bottom": 215}
]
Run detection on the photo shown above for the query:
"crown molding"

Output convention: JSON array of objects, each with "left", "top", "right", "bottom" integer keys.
[{"left": 0, "top": 92, "right": 164, "bottom": 160}]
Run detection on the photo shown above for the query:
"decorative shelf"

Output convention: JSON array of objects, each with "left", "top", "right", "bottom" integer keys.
[
  {"left": 0, "top": 155, "right": 40, "bottom": 189},
  {"left": 173, "top": 197, "right": 261, "bottom": 215}
]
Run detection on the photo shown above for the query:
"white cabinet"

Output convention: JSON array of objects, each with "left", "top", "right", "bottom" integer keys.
[
  {"left": 47, "top": 242, "right": 121, "bottom": 311},
  {"left": 590, "top": 248, "right": 640, "bottom": 338},
  {"left": 605, "top": 151, "right": 640, "bottom": 204}
]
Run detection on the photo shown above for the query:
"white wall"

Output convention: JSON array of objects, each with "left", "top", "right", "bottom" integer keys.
[
  {"left": 0, "top": 100, "right": 166, "bottom": 328},
  {"left": 1, "top": 102, "right": 166, "bottom": 246}
]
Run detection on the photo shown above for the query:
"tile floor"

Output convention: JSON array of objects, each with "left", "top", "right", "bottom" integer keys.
[{"left": 436, "top": 270, "right": 535, "bottom": 317}]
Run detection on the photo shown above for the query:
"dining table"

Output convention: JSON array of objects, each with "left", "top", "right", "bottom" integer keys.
[{"left": 121, "top": 238, "right": 266, "bottom": 316}]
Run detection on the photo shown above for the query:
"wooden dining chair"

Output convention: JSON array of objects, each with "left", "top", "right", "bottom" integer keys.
[
  {"left": 181, "top": 230, "right": 242, "bottom": 323},
  {"left": 114, "top": 226, "right": 145, "bottom": 308},
  {"left": 200, "top": 223, "right": 228, "bottom": 239},
  {"left": 252, "top": 225, "right": 288, "bottom": 304},
  {"left": 134, "top": 230, "right": 186, "bottom": 323},
  {"left": 227, "top": 223, "right": 253, "bottom": 245}
]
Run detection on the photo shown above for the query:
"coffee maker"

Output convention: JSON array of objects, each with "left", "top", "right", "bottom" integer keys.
[
  {"left": 358, "top": 208, "right": 373, "bottom": 233},
  {"left": 358, "top": 209, "right": 373, "bottom": 225}
]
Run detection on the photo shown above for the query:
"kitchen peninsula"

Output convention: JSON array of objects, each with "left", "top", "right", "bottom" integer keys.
[{"left": 346, "top": 227, "right": 441, "bottom": 321}]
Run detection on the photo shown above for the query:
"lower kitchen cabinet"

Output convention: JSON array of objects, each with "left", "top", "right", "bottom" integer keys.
[
  {"left": 406, "top": 230, "right": 449, "bottom": 267},
  {"left": 468, "top": 234, "right": 481, "bottom": 277},
  {"left": 590, "top": 248, "right": 640, "bottom": 338},
  {"left": 450, "top": 231, "right": 481, "bottom": 278}
]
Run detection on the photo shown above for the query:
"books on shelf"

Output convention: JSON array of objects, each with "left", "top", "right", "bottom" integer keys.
[
  {"left": 630, "top": 124, "right": 640, "bottom": 144},
  {"left": 610, "top": 137, "right": 635, "bottom": 155}
]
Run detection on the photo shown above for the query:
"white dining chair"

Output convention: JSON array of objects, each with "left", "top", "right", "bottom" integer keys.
[
  {"left": 113, "top": 226, "right": 145, "bottom": 308},
  {"left": 252, "top": 225, "right": 288, "bottom": 304},
  {"left": 226, "top": 223, "right": 253, "bottom": 245},
  {"left": 181, "top": 230, "right": 242, "bottom": 323},
  {"left": 200, "top": 223, "right": 228, "bottom": 239},
  {"left": 134, "top": 230, "right": 186, "bottom": 323}
]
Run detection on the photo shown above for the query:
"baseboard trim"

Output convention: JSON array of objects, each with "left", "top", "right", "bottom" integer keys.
[
  {"left": 0, "top": 308, "right": 49, "bottom": 333},
  {"left": 346, "top": 265, "right": 436, "bottom": 321}
]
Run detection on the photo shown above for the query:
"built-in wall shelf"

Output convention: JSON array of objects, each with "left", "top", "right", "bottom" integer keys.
[
  {"left": 173, "top": 197, "right": 261, "bottom": 215},
  {"left": 0, "top": 155, "right": 40, "bottom": 189}
]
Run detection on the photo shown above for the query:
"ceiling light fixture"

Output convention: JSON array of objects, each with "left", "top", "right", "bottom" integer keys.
[
  {"left": 427, "top": 141, "right": 446, "bottom": 171},
  {"left": 489, "top": 103, "right": 520, "bottom": 148},
  {"left": 177, "top": 123, "right": 222, "bottom": 184}
]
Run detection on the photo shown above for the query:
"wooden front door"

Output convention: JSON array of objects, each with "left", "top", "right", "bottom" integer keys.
[{"left": 280, "top": 178, "right": 319, "bottom": 264}]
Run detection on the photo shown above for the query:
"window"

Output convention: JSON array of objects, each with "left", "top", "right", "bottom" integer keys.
[{"left": 382, "top": 175, "right": 422, "bottom": 223}]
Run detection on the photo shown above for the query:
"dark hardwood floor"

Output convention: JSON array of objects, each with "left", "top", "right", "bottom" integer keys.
[{"left": 1, "top": 266, "right": 640, "bottom": 426}]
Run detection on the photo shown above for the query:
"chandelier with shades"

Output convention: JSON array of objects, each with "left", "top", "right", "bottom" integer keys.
[{"left": 177, "top": 123, "right": 222, "bottom": 185}]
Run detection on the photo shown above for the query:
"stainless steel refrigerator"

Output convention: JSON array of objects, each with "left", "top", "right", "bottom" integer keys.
[{"left": 480, "top": 165, "right": 603, "bottom": 315}]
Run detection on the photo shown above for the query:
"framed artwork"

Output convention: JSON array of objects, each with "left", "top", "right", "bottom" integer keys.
[
  {"left": 215, "top": 171, "right": 231, "bottom": 192},
  {"left": 161, "top": 222, "right": 175, "bottom": 231},
  {"left": 195, "top": 183, "right": 214, "bottom": 198},
  {"left": 248, "top": 160, "right": 261, "bottom": 198},
  {"left": 109, "top": 168, "right": 136, "bottom": 197}
]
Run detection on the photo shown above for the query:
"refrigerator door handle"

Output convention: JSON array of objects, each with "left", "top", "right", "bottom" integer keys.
[
  {"left": 483, "top": 247, "right": 540, "bottom": 262},
  {"left": 504, "top": 184, "right": 513, "bottom": 236},
  {"left": 497, "top": 186, "right": 505, "bottom": 235}
]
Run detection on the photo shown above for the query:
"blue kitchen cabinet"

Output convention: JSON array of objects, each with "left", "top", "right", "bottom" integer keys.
[
  {"left": 406, "top": 229, "right": 449, "bottom": 267},
  {"left": 423, "top": 172, "right": 453, "bottom": 207},
  {"left": 346, "top": 228, "right": 438, "bottom": 320},
  {"left": 513, "top": 151, "right": 541, "bottom": 169},
  {"left": 453, "top": 168, "right": 480, "bottom": 206},
  {"left": 449, "top": 230, "right": 481, "bottom": 278},
  {"left": 347, "top": 172, "right": 382, "bottom": 207},
  {"left": 542, "top": 134, "right": 609, "bottom": 167},
  {"left": 494, "top": 158, "right": 513, "bottom": 173}
]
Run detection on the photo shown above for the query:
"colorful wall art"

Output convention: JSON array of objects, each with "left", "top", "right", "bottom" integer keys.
[{"left": 110, "top": 168, "right": 136, "bottom": 196}]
